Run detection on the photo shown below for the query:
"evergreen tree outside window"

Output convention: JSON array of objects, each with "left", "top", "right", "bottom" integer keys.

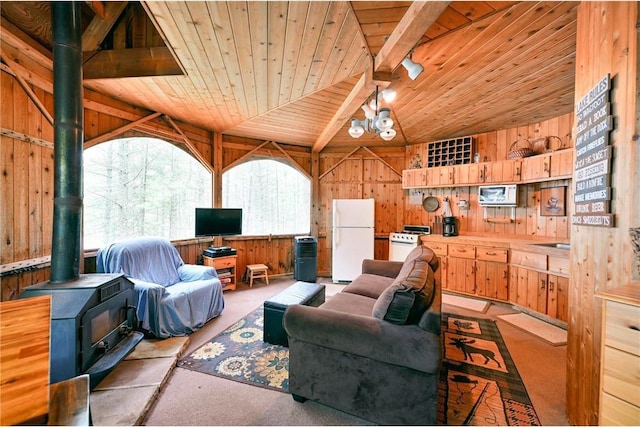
[
  {"left": 83, "top": 137, "right": 212, "bottom": 249},
  {"left": 222, "top": 159, "right": 310, "bottom": 235}
]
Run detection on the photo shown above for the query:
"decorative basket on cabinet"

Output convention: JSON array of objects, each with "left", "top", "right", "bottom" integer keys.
[{"left": 507, "top": 138, "right": 535, "bottom": 159}]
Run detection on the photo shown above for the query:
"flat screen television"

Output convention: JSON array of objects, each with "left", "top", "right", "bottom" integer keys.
[{"left": 195, "top": 208, "right": 243, "bottom": 237}]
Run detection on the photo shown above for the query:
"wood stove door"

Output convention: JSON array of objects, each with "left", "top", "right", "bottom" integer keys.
[{"left": 80, "top": 288, "right": 136, "bottom": 373}]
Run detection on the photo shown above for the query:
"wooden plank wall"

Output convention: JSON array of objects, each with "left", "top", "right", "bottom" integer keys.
[
  {"left": 316, "top": 147, "right": 406, "bottom": 275},
  {"left": 566, "top": 2, "right": 638, "bottom": 425},
  {"left": 1, "top": 63, "right": 576, "bottom": 300},
  {"left": 405, "top": 112, "right": 574, "bottom": 238}
]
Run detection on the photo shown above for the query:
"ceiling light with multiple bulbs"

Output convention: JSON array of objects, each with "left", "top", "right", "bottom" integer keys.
[
  {"left": 348, "top": 87, "right": 397, "bottom": 141},
  {"left": 347, "top": 55, "right": 423, "bottom": 141}
]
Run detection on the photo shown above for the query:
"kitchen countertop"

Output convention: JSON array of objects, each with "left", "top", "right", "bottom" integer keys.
[{"left": 420, "top": 233, "right": 570, "bottom": 257}]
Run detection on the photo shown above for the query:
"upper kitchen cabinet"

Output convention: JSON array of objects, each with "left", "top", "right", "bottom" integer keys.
[{"left": 402, "top": 150, "right": 574, "bottom": 189}]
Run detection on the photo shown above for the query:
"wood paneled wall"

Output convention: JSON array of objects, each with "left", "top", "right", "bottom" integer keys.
[
  {"left": 1, "top": 59, "right": 577, "bottom": 300},
  {"left": 405, "top": 112, "right": 574, "bottom": 238},
  {"left": 567, "top": 2, "right": 638, "bottom": 425}
]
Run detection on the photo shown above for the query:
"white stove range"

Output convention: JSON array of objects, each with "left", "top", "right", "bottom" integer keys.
[{"left": 389, "top": 225, "right": 431, "bottom": 261}]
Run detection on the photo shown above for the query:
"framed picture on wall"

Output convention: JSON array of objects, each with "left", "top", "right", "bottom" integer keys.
[{"left": 540, "top": 187, "right": 566, "bottom": 216}]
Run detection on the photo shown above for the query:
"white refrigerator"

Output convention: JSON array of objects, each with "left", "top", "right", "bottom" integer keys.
[{"left": 332, "top": 198, "right": 375, "bottom": 282}]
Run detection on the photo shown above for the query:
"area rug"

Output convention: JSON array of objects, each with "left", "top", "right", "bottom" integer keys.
[
  {"left": 443, "top": 293, "right": 491, "bottom": 313},
  {"left": 439, "top": 313, "right": 540, "bottom": 425},
  {"left": 177, "top": 307, "right": 289, "bottom": 392},
  {"left": 497, "top": 312, "right": 567, "bottom": 346},
  {"left": 178, "top": 308, "right": 540, "bottom": 425}
]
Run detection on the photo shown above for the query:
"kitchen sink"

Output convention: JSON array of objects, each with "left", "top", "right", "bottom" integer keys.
[{"left": 532, "top": 243, "right": 571, "bottom": 250}]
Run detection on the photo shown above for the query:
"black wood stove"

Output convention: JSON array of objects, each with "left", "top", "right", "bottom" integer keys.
[{"left": 21, "top": 274, "right": 143, "bottom": 388}]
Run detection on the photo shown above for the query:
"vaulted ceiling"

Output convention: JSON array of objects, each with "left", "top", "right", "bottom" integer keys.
[{"left": 0, "top": 1, "right": 578, "bottom": 151}]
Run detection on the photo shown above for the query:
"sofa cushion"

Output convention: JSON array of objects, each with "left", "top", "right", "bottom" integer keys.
[
  {"left": 394, "top": 245, "right": 439, "bottom": 285},
  {"left": 371, "top": 246, "right": 437, "bottom": 325},
  {"left": 320, "top": 292, "right": 376, "bottom": 317},
  {"left": 342, "top": 273, "right": 394, "bottom": 299},
  {"left": 372, "top": 260, "right": 435, "bottom": 324}
]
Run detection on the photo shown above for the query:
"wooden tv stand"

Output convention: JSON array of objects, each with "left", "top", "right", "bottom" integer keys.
[{"left": 203, "top": 254, "right": 237, "bottom": 291}]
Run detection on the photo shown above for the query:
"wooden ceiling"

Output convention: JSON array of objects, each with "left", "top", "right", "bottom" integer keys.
[{"left": 0, "top": 1, "right": 578, "bottom": 151}]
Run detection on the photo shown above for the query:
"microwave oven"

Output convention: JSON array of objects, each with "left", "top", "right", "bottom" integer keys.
[{"left": 478, "top": 184, "right": 517, "bottom": 206}]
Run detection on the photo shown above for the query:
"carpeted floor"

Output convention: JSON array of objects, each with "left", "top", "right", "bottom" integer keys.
[
  {"left": 177, "top": 306, "right": 541, "bottom": 426},
  {"left": 143, "top": 276, "right": 569, "bottom": 426}
]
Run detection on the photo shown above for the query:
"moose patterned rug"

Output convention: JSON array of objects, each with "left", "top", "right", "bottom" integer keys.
[
  {"left": 438, "top": 313, "right": 541, "bottom": 425},
  {"left": 178, "top": 308, "right": 540, "bottom": 425}
]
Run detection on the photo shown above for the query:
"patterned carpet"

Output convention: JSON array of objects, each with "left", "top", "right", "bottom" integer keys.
[
  {"left": 439, "top": 313, "right": 540, "bottom": 425},
  {"left": 178, "top": 308, "right": 540, "bottom": 425}
]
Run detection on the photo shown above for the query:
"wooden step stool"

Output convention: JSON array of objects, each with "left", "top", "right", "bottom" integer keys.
[{"left": 245, "top": 264, "right": 269, "bottom": 287}]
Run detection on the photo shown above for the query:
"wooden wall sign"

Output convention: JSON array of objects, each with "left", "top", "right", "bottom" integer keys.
[{"left": 572, "top": 74, "right": 614, "bottom": 227}]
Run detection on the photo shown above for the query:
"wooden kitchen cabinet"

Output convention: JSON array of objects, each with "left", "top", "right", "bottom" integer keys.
[
  {"left": 549, "top": 149, "right": 573, "bottom": 178},
  {"left": 509, "top": 248, "right": 569, "bottom": 322},
  {"left": 446, "top": 243, "right": 509, "bottom": 301},
  {"left": 595, "top": 285, "right": 640, "bottom": 425},
  {"left": 547, "top": 274, "right": 569, "bottom": 322},
  {"left": 476, "top": 259, "right": 509, "bottom": 300},
  {"left": 426, "top": 242, "right": 448, "bottom": 287},
  {"left": 402, "top": 168, "right": 426, "bottom": 188},
  {"left": 401, "top": 150, "right": 571, "bottom": 189},
  {"left": 475, "top": 247, "right": 509, "bottom": 300},
  {"left": 521, "top": 153, "right": 552, "bottom": 181}
]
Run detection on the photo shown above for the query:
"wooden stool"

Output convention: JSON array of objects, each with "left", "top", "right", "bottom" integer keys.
[{"left": 245, "top": 264, "right": 269, "bottom": 287}]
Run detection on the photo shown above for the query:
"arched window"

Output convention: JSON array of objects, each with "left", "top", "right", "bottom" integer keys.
[
  {"left": 223, "top": 159, "right": 310, "bottom": 235},
  {"left": 83, "top": 137, "right": 212, "bottom": 248}
]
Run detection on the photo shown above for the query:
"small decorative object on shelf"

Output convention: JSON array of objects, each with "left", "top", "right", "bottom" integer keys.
[
  {"left": 507, "top": 138, "right": 535, "bottom": 159},
  {"left": 409, "top": 154, "right": 422, "bottom": 169},
  {"left": 631, "top": 227, "right": 640, "bottom": 276}
]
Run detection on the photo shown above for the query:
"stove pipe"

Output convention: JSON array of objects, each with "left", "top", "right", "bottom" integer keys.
[{"left": 50, "top": 2, "right": 84, "bottom": 283}]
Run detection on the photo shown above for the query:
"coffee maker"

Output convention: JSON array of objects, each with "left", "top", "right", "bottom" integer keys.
[{"left": 443, "top": 216, "right": 458, "bottom": 237}]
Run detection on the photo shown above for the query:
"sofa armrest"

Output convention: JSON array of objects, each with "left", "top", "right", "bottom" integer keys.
[
  {"left": 129, "top": 279, "right": 167, "bottom": 333},
  {"left": 283, "top": 305, "right": 441, "bottom": 374},
  {"left": 178, "top": 264, "right": 218, "bottom": 282},
  {"left": 361, "top": 259, "right": 403, "bottom": 278}
]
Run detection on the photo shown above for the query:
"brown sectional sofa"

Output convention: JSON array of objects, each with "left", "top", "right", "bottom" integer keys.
[{"left": 283, "top": 245, "right": 442, "bottom": 425}]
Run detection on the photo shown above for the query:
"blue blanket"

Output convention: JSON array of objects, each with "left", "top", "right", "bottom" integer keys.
[{"left": 97, "top": 237, "right": 224, "bottom": 338}]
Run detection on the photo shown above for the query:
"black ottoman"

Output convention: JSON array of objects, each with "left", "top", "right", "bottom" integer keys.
[{"left": 263, "top": 281, "right": 325, "bottom": 347}]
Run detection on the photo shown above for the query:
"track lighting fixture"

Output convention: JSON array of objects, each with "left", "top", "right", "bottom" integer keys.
[{"left": 401, "top": 56, "right": 424, "bottom": 80}]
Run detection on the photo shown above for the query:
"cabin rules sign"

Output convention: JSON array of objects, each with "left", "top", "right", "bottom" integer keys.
[{"left": 572, "top": 74, "right": 614, "bottom": 227}]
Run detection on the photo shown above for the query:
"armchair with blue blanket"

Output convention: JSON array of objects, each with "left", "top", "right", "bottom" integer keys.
[{"left": 96, "top": 237, "right": 224, "bottom": 338}]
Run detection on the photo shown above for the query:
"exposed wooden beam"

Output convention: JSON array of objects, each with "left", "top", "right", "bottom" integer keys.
[
  {"left": 374, "top": 1, "right": 450, "bottom": 73},
  {"left": 85, "top": 2, "right": 106, "bottom": 19},
  {"left": 0, "top": 17, "right": 52, "bottom": 65},
  {"left": 312, "top": 72, "right": 390, "bottom": 153},
  {"left": 83, "top": 47, "right": 183, "bottom": 79},
  {"left": 0, "top": 55, "right": 54, "bottom": 126},
  {"left": 319, "top": 147, "right": 362, "bottom": 180},
  {"left": 361, "top": 147, "right": 401, "bottom": 177},
  {"left": 163, "top": 115, "right": 213, "bottom": 173},
  {"left": 223, "top": 141, "right": 271, "bottom": 173},
  {"left": 82, "top": 1, "right": 128, "bottom": 52},
  {"left": 84, "top": 112, "right": 162, "bottom": 148},
  {"left": 268, "top": 142, "right": 312, "bottom": 180},
  {"left": 1, "top": 128, "right": 53, "bottom": 149}
]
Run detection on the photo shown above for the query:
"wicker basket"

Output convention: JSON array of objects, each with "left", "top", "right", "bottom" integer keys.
[
  {"left": 547, "top": 135, "right": 567, "bottom": 152},
  {"left": 507, "top": 138, "right": 535, "bottom": 159},
  {"left": 530, "top": 137, "right": 548, "bottom": 154}
]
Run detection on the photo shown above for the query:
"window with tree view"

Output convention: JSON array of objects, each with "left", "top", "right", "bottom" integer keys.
[
  {"left": 223, "top": 159, "right": 310, "bottom": 235},
  {"left": 83, "top": 137, "right": 212, "bottom": 249}
]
